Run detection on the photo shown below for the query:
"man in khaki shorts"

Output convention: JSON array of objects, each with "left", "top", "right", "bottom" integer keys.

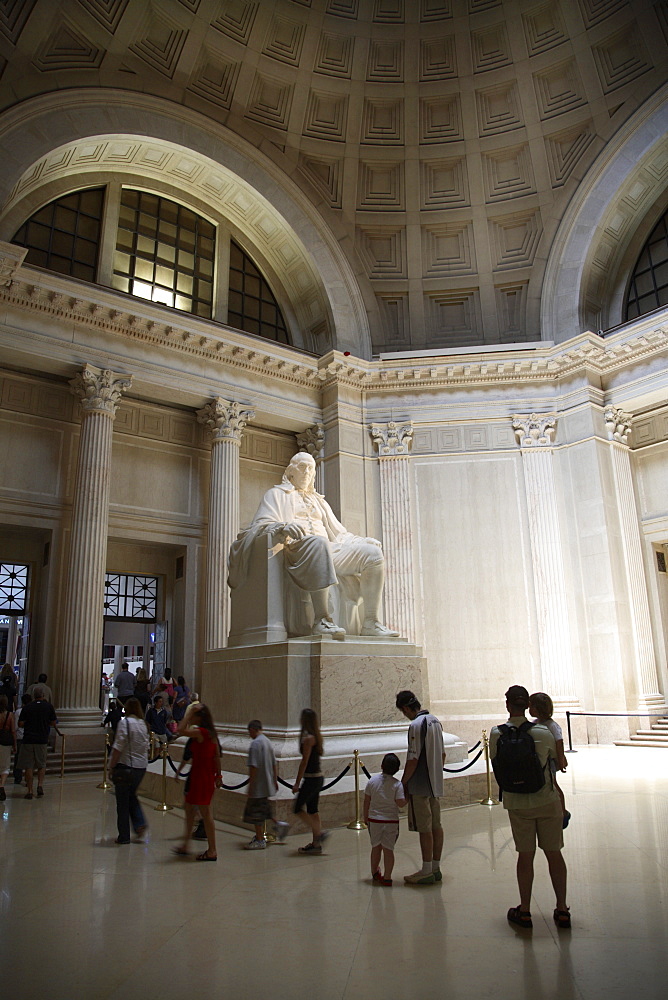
[
  {"left": 490, "top": 685, "right": 570, "bottom": 930},
  {"left": 396, "top": 690, "right": 445, "bottom": 885}
]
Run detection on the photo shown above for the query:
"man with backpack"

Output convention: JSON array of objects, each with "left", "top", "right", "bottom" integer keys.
[{"left": 490, "top": 685, "right": 570, "bottom": 931}]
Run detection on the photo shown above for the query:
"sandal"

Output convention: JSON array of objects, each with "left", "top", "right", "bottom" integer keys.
[
  {"left": 196, "top": 851, "right": 217, "bottom": 862},
  {"left": 554, "top": 908, "right": 571, "bottom": 929},
  {"left": 507, "top": 906, "right": 533, "bottom": 929}
]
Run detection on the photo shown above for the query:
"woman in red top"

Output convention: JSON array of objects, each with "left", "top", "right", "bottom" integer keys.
[{"left": 173, "top": 704, "right": 222, "bottom": 861}]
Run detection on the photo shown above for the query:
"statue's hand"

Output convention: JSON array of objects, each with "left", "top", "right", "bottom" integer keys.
[
  {"left": 364, "top": 536, "right": 382, "bottom": 548},
  {"left": 283, "top": 522, "right": 307, "bottom": 540}
]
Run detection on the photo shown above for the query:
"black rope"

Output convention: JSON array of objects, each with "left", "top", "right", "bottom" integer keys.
[
  {"left": 361, "top": 764, "right": 372, "bottom": 779},
  {"left": 443, "top": 748, "right": 483, "bottom": 773},
  {"left": 277, "top": 776, "right": 293, "bottom": 789},
  {"left": 322, "top": 765, "right": 351, "bottom": 790},
  {"left": 221, "top": 776, "right": 249, "bottom": 790},
  {"left": 468, "top": 740, "right": 482, "bottom": 754}
]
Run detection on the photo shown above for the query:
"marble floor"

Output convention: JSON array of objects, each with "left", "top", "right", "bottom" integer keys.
[{"left": 1, "top": 746, "right": 667, "bottom": 1000}]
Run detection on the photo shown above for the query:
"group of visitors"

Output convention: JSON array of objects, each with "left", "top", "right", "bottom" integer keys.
[
  {"left": 0, "top": 667, "right": 61, "bottom": 801},
  {"left": 104, "top": 665, "right": 192, "bottom": 743}
]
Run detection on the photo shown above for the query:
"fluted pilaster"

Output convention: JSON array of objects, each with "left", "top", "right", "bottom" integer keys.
[
  {"left": 371, "top": 421, "right": 415, "bottom": 641},
  {"left": 197, "top": 398, "right": 255, "bottom": 650},
  {"left": 513, "top": 414, "right": 578, "bottom": 706},
  {"left": 605, "top": 407, "right": 662, "bottom": 706},
  {"left": 58, "top": 365, "right": 132, "bottom": 720},
  {"left": 296, "top": 422, "right": 325, "bottom": 493}
]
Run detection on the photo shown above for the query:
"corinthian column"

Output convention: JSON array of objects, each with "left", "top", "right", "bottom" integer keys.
[
  {"left": 605, "top": 406, "right": 663, "bottom": 706},
  {"left": 58, "top": 365, "right": 132, "bottom": 722},
  {"left": 370, "top": 421, "right": 415, "bottom": 641},
  {"left": 512, "top": 414, "right": 578, "bottom": 706},
  {"left": 197, "top": 398, "right": 255, "bottom": 649},
  {"left": 296, "top": 422, "right": 325, "bottom": 493}
]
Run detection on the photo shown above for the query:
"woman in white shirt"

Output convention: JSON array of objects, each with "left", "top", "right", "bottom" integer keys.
[{"left": 109, "top": 697, "right": 150, "bottom": 844}]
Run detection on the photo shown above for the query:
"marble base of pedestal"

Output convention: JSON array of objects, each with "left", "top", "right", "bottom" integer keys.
[{"left": 202, "top": 636, "right": 467, "bottom": 775}]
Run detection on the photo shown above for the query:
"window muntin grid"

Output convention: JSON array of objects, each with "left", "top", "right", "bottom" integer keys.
[
  {"left": 112, "top": 189, "right": 215, "bottom": 318},
  {"left": 104, "top": 574, "right": 158, "bottom": 620},
  {"left": 0, "top": 564, "right": 29, "bottom": 614},
  {"left": 12, "top": 188, "right": 104, "bottom": 282},
  {"left": 625, "top": 208, "right": 668, "bottom": 321},
  {"left": 228, "top": 240, "right": 289, "bottom": 344}
]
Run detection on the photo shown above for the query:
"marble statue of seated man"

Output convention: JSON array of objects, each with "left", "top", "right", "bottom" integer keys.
[{"left": 228, "top": 452, "right": 399, "bottom": 640}]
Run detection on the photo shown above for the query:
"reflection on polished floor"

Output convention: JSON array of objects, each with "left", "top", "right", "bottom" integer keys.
[{"left": 1, "top": 746, "right": 667, "bottom": 1000}]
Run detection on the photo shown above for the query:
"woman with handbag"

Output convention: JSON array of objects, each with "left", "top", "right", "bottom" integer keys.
[
  {"left": 0, "top": 694, "right": 17, "bottom": 800},
  {"left": 109, "top": 697, "right": 150, "bottom": 844}
]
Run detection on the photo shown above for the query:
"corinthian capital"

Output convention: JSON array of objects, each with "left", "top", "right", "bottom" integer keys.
[
  {"left": 197, "top": 398, "right": 255, "bottom": 444},
  {"left": 370, "top": 420, "right": 413, "bottom": 457},
  {"left": 0, "top": 242, "right": 28, "bottom": 287},
  {"left": 512, "top": 413, "right": 557, "bottom": 448},
  {"left": 70, "top": 364, "right": 133, "bottom": 417},
  {"left": 296, "top": 422, "right": 325, "bottom": 462},
  {"left": 604, "top": 406, "right": 632, "bottom": 445}
]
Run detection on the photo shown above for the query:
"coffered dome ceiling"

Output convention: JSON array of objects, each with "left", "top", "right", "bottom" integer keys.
[{"left": 0, "top": 0, "right": 666, "bottom": 356}]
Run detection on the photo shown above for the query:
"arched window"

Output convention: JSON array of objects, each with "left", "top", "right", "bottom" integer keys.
[
  {"left": 11, "top": 186, "right": 291, "bottom": 340},
  {"left": 228, "top": 240, "right": 289, "bottom": 344},
  {"left": 12, "top": 187, "right": 104, "bottom": 282},
  {"left": 625, "top": 208, "right": 668, "bottom": 321},
  {"left": 112, "top": 189, "right": 215, "bottom": 318}
]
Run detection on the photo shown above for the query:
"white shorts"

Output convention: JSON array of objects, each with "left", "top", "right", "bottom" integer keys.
[{"left": 368, "top": 820, "right": 399, "bottom": 850}]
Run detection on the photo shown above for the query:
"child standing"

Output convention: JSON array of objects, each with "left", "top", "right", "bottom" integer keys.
[
  {"left": 363, "top": 753, "right": 406, "bottom": 886},
  {"left": 529, "top": 691, "right": 571, "bottom": 829}
]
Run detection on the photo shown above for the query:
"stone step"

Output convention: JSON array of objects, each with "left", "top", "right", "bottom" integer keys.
[
  {"left": 614, "top": 740, "right": 668, "bottom": 748},
  {"left": 634, "top": 730, "right": 668, "bottom": 738}
]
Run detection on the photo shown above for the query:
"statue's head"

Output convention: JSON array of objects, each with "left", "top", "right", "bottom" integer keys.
[{"left": 283, "top": 452, "right": 316, "bottom": 492}]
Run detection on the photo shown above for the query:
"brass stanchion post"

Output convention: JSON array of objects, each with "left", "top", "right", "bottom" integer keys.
[
  {"left": 153, "top": 741, "right": 173, "bottom": 812},
  {"left": 60, "top": 732, "right": 66, "bottom": 780},
  {"left": 347, "top": 749, "right": 367, "bottom": 830},
  {"left": 264, "top": 820, "right": 277, "bottom": 845},
  {"left": 97, "top": 732, "right": 112, "bottom": 790},
  {"left": 479, "top": 729, "right": 499, "bottom": 806}
]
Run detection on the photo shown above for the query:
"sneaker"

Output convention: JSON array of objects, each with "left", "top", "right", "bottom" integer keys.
[
  {"left": 36, "top": 786, "right": 44, "bottom": 797},
  {"left": 562, "top": 810, "right": 571, "bottom": 829},
  {"left": 404, "top": 870, "right": 436, "bottom": 885},
  {"left": 432, "top": 868, "right": 442, "bottom": 882},
  {"left": 244, "top": 837, "right": 267, "bottom": 850},
  {"left": 274, "top": 820, "right": 289, "bottom": 843},
  {"left": 298, "top": 842, "right": 322, "bottom": 855}
]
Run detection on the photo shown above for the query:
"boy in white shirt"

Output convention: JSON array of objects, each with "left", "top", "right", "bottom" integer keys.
[{"left": 363, "top": 753, "right": 406, "bottom": 886}]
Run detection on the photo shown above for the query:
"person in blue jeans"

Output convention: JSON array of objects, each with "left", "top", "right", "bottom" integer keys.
[{"left": 109, "top": 697, "right": 150, "bottom": 844}]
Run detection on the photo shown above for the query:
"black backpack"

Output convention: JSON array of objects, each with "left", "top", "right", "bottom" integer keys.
[{"left": 492, "top": 721, "right": 546, "bottom": 795}]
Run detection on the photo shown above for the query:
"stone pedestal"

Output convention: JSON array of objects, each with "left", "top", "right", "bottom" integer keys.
[{"left": 202, "top": 636, "right": 467, "bottom": 774}]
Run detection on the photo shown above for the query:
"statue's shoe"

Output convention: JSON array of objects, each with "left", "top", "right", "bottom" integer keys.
[
  {"left": 312, "top": 618, "right": 346, "bottom": 639},
  {"left": 361, "top": 621, "right": 400, "bottom": 637}
]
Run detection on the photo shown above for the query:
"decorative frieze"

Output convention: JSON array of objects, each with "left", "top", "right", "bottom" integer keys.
[
  {"left": 0, "top": 244, "right": 28, "bottom": 287},
  {"left": 512, "top": 413, "right": 557, "bottom": 448}
]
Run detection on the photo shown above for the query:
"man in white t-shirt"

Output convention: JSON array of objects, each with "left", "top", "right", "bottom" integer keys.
[
  {"left": 396, "top": 689, "right": 445, "bottom": 885},
  {"left": 243, "top": 720, "right": 278, "bottom": 850}
]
